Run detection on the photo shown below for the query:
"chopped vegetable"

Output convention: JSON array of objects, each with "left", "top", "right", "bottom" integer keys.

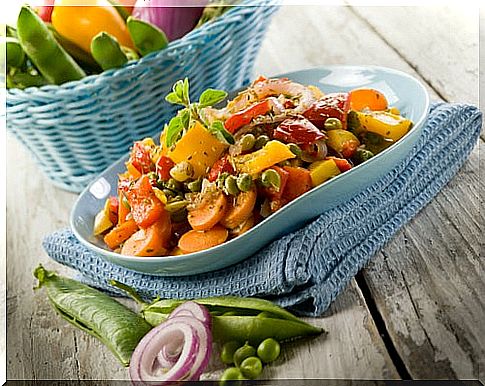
[
  {"left": 349, "top": 88, "right": 388, "bottom": 111},
  {"left": 121, "top": 213, "right": 171, "bottom": 256},
  {"left": 104, "top": 218, "right": 139, "bottom": 249},
  {"left": 273, "top": 117, "right": 326, "bottom": 145},
  {"left": 326, "top": 129, "right": 360, "bottom": 158},
  {"left": 225, "top": 99, "right": 272, "bottom": 133},
  {"left": 355, "top": 110, "right": 413, "bottom": 142},
  {"left": 309, "top": 159, "right": 341, "bottom": 187},
  {"left": 303, "top": 92, "right": 350, "bottom": 130},
  {"left": 187, "top": 190, "right": 227, "bottom": 231},
  {"left": 178, "top": 225, "right": 229, "bottom": 253},
  {"left": 281, "top": 166, "right": 312, "bottom": 201},
  {"left": 93, "top": 198, "right": 115, "bottom": 235},
  {"left": 220, "top": 186, "right": 257, "bottom": 229},
  {"left": 125, "top": 175, "right": 165, "bottom": 228}
]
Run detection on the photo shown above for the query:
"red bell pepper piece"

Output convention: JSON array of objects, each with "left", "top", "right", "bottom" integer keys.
[
  {"left": 303, "top": 92, "right": 350, "bottom": 130},
  {"left": 224, "top": 100, "right": 272, "bottom": 133},
  {"left": 125, "top": 175, "right": 165, "bottom": 228},
  {"left": 328, "top": 157, "right": 353, "bottom": 172},
  {"left": 107, "top": 196, "right": 119, "bottom": 225},
  {"left": 261, "top": 165, "right": 289, "bottom": 204},
  {"left": 156, "top": 155, "right": 175, "bottom": 182},
  {"left": 273, "top": 117, "right": 326, "bottom": 145},
  {"left": 281, "top": 166, "right": 312, "bottom": 202},
  {"left": 129, "top": 141, "right": 155, "bottom": 174},
  {"left": 208, "top": 156, "right": 235, "bottom": 182}
]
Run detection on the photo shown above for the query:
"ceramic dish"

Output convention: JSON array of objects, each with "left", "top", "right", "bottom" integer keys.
[{"left": 70, "top": 65, "right": 430, "bottom": 276}]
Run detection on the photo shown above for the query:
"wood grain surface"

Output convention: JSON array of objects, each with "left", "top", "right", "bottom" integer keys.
[{"left": 5, "top": 5, "right": 482, "bottom": 381}]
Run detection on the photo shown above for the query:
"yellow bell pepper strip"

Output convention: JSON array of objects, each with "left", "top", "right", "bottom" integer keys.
[
  {"left": 93, "top": 198, "right": 114, "bottom": 235},
  {"left": 326, "top": 129, "right": 360, "bottom": 158},
  {"left": 233, "top": 140, "right": 296, "bottom": 175},
  {"left": 51, "top": 0, "right": 134, "bottom": 54},
  {"left": 167, "top": 121, "right": 228, "bottom": 178},
  {"left": 308, "top": 159, "right": 341, "bottom": 187},
  {"left": 355, "top": 110, "right": 413, "bottom": 142}
]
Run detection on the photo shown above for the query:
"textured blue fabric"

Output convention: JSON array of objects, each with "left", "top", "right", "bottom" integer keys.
[{"left": 43, "top": 102, "right": 482, "bottom": 316}]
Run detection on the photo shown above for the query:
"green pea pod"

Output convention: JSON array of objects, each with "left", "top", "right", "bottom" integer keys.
[
  {"left": 6, "top": 24, "right": 18, "bottom": 38},
  {"left": 34, "top": 266, "right": 152, "bottom": 366},
  {"left": 127, "top": 17, "right": 168, "bottom": 57},
  {"left": 143, "top": 312, "right": 324, "bottom": 345},
  {"left": 143, "top": 296, "right": 303, "bottom": 322},
  {"left": 16, "top": 6, "right": 85, "bottom": 85},
  {"left": 7, "top": 71, "right": 48, "bottom": 89},
  {"left": 91, "top": 31, "right": 128, "bottom": 71},
  {"left": 2, "top": 37, "right": 25, "bottom": 68},
  {"left": 46, "top": 23, "right": 101, "bottom": 74}
]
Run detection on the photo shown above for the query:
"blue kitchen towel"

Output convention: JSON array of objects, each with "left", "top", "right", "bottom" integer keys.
[{"left": 43, "top": 102, "right": 482, "bottom": 316}]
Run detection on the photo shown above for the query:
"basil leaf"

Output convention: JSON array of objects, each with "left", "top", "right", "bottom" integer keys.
[
  {"left": 183, "top": 77, "right": 190, "bottom": 104},
  {"left": 166, "top": 78, "right": 190, "bottom": 106},
  {"left": 209, "top": 121, "right": 234, "bottom": 145},
  {"left": 165, "top": 91, "right": 182, "bottom": 105},
  {"left": 165, "top": 116, "right": 184, "bottom": 147},
  {"left": 179, "top": 108, "right": 191, "bottom": 130},
  {"left": 199, "top": 88, "right": 228, "bottom": 108}
]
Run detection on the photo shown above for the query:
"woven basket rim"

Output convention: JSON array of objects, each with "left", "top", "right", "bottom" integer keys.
[{"left": 7, "top": 0, "right": 279, "bottom": 96}]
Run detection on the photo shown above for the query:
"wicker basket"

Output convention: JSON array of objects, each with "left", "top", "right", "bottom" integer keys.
[{"left": 6, "top": 0, "right": 279, "bottom": 192}]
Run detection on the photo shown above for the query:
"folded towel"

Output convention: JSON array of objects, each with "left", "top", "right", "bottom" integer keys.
[{"left": 43, "top": 102, "right": 482, "bottom": 316}]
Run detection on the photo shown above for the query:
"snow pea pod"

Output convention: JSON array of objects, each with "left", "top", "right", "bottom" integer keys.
[
  {"left": 127, "top": 17, "right": 168, "bottom": 57},
  {"left": 91, "top": 31, "right": 128, "bottom": 71},
  {"left": 2, "top": 37, "right": 25, "bottom": 68},
  {"left": 34, "top": 266, "right": 152, "bottom": 366},
  {"left": 16, "top": 6, "right": 85, "bottom": 84}
]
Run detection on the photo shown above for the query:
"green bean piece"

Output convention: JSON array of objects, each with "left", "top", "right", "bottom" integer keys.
[
  {"left": 220, "top": 367, "right": 245, "bottom": 385},
  {"left": 236, "top": 173, "right": 252, "bottom": 192},
  {"left": 238, "top": 133, "right": 256, "bottom": 152},
  {"left": 16, "top": 6, "right": 86, "bottom": 84},
  {"left": 224, "top": 175, "right": 239, "bottom": 196},
  {"left": 324, "top": 117, "right": 343, "bottom": 130},
  {"left": 186, "top": 178, "right": 202, "bottom": 192},
  {"left": 170, "top": 161, "right": 194, "bottom": 182},
  {"left": 253, "top": 135, "right": 270, "bottom": 150},
  {"left": 220, "top": 340, "right": 241, "bottom": 365},
  {"left": 288, "top": 143, "right": 302, "bottom": 157},
  {"left": 127, "top": 17, "right": 169, "bottom": 57},
  {"left": 165, "top": 200, "right": 189, "bottom": 213},
  {"left": 46, "top": 23, "right": 101, "bottom": 73},
  {"left": 261, "top": 169, "right": 281, "bottom": 191},
  {"left": 234, "top": 342, "right": 256, "bottom": 367},
  {"left": 91, "top": 31, "right": 128, "bottom": 71},
  {"left": 3, "top": 37, "right": 25, "bottom": 68},
  {"left": 240, "top": 356, "right": 263, "bottom": 379},
  {"left": 354, "top": 148, "right": 374, "bottom": 164},
  {"left": 257, "top": 338, "right": 280, "bottom": 363},
  {"left": 143, "top": 296, "right": 303, "bottom": 322},
  {"left": 34, "top": 265, "right": 152, "bottom": 366}
]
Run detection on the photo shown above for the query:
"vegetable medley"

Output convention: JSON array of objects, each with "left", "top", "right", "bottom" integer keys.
[{"left": 94, "top": 76, "right": 413, "bottom": 256}]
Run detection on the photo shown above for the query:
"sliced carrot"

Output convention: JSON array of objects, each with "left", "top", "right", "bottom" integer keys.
[
  {"left": 187, "top": 190, "right": 227, "bottom": 231},
  {"left": 178, "top": 225, "right": 229, "bottom": 254},
  {"left": 120, "top": 212, "right": 171, "bottom": 257},
  {"left": 229, "top": 214, "right": 254, "bottom": 238},
  {"left": 220, "top": 186, "right": 257, "bottom": 229},
  {"left": 104, "top": 219, "right": 139, "bottom": 250},
  {"left": 125, "top": 175, "right": 165, "bottom": 228},
  {"left": 349, "top": 88, "right": 388, "bottom": 111}
]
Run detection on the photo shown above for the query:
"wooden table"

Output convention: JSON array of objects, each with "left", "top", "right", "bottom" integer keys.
[{"left": 5, "top": 5, "right": 483, "bottom": 381}]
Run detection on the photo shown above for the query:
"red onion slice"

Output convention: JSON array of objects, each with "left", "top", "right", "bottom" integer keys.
[{"left": 168, "top": 301, "right": 212, "bottom": 328}]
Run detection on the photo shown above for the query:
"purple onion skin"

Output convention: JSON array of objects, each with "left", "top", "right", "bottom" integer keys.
[{"left": 132, "top": 1, "right": 208, "bottom": 41}]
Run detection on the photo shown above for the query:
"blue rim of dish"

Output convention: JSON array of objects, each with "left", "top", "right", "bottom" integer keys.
[{"left": 70, "top": 65, "right": 430, "bottom": 265}]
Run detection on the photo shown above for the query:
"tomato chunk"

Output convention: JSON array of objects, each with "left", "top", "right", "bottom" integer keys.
[
  {"left": 207, "top": 156, "right": 235, "bottom": 182},
  {"left": 224, "top": 100, "right": 272, "bottom": 133},
  {"left": 107, "top": 196, "right": 119, "bottom": 225},
  {"left": 125, "top": 175, "right": 165, "bottom": 228},
  {"left": 303, "top": 93, "right": 350, "bottom": 130},
  {"left": 328, "top": 157, "right": 353, "bottom": 172},
  {"left": 156, "top": 155, "right": 175, "bottom": 182},
  {"left": 273, "top": 117, "right": 326, "bottom": 145},
  {"left": 281, "top": 166, "right": 312, "bottom": 202},
  {"left": 129, "top": 141, "right": 154, "bottom": 174}
]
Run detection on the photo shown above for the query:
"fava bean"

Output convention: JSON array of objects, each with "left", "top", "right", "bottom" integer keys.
[
  {"left": 288, "top": 143, "right": 302, "bottom": 157},
  {"left": 261, "top": 169, "right": 281, "bottom": 191},
  {"left": 224, "top": 175, "right": 239, "bottom": 196},
  {"left": 354, "top": 148, "right": 374, "bottom": 164},
  {"left": 186, "top": 178, "right": 202, "bottom": 192},
  {"left": 236, "top": 173, "right": 252, "bottom": 192},
  {"left": 170, "top": 161, "right": 194, "bottom": 182},
  {"left": 253, "top": 135, "right": 270, "bottom": 150},
  {"left": 238, "top": 133, "right": 256, "bottom": 152}
]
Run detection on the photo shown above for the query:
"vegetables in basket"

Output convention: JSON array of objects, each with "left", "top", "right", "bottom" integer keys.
[{"left": 93, "top": 77, "right": 414, "bottom": 257}]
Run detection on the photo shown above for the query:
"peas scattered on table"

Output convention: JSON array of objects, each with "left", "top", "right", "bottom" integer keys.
[
  {"left": 220, "top": 367, "right": 245, "bottom": 385},
  {"left": 233, "top": 342, "right": 257, "bottom": 367},
  {"left": 240, "top": 356, "right": 263, "bottom": 380},
  {"left": 257, "top": 338, "right": 281, "bottom": 363},
  {"left": 220, "top": 340, "right": 241, "bottom": 365}
]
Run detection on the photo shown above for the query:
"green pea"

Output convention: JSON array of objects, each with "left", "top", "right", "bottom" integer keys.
[
  {"left": 288, "top": 143, "right": 302, "bottom": 157},
  {"left": 220, "top": 341, "right": 241, "bottom": 365},
  {"left": 324, "top": 117, "right": 343, "bottom": 130},
  {"left": 236, "top": 174, "right": 252, "bottom": 192},
  {"left": 166, "top": 178, "right": 183, "bottom": 192},
  {"left": 90, "top": 31, "right": 128, "bottom": 71},
  {"left": 127, "top": 16, "right": 169, "bottom": 57},
  {"left": 354, "top": 148, "right": 374, "bottom": 164},
  {"left": 220, "top": 367, "right": 245, "bottom": 385},
  {"left": 186, "top": 178, "right": 202, "bottom": 192},
  {"left": 261, "top": 169, "right": 281, "bottom": 191},
  {"left": 164, "top": 200, "right": 188, "bottom": 213},
  {"left": 240, "top": 356, "right": 263, "bottom": 380},
  {"left": 233, "top": 342, "right": 256, "bottom": 367},
  {"left": 170, "top": 161, "right": 194, "bottom": 182},
  {"left": 238, "top": 133, "right": 256, "bottom": 152},
  {"left": 254, "top": 135, "right": 270, "bottom": 150},
  {"left": 257, "top": 338, "right": 280, "bottom": 363},
  {"left": 216, "top": 172, "right": 230, "bottom": 190},
  {"left": 224, "top": 175, "right": 239, "bottom": 196}
]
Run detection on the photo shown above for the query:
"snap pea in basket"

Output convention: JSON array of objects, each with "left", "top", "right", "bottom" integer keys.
[{"left": 6, "top": 0, "right": 280, "bottom": 192}]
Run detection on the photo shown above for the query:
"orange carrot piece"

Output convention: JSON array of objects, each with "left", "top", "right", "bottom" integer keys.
[
  {"left": 120, "top": 212, "right": 171, "bottom": 257},
  {"left": 220, "top": 186, "right": 257, "bottom": 229},
  {"left": 178, "top": 225, "right": 229, "bottom": 254},
  {"left": 349, "top": 88, "right": 388, "bottom": 111},
  {"left": 187, "top": 190, "right": 227, "bottom": 231},
  {"left": 104, "top": 219, "right": 139, "bottom": 250},
  {"left": 229, "top": 214, "right": 255, "bottom": 237}
]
